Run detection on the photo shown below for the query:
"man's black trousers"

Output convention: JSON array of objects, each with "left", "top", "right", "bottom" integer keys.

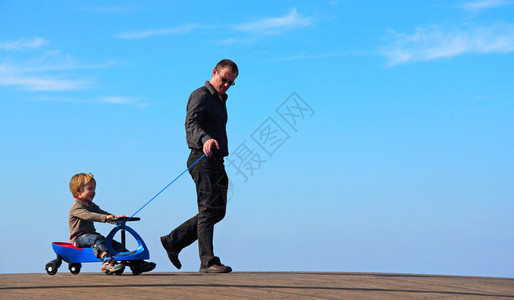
[{"left": 164, "top": 150, "right": 229, "bottom": 268}]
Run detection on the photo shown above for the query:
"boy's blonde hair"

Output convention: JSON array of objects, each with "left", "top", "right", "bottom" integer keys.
[{"left": 69, "top": 173, "right": 96, "bottom": 198}]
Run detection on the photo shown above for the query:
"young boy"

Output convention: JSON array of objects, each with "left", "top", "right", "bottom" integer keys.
[{"left": 69, "top": 173, "right": 156, "bottom": 274}]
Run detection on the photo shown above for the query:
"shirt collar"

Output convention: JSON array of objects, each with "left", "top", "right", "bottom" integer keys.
[
  {"left": 204, "top": 81, "right": 228, "bottom": 102},
  {"left": 76, "top": 197, "right": 92, "bottom": 205}
]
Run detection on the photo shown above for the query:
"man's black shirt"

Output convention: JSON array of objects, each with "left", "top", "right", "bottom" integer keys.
[{"left": 185, "top": 81, "right": 229, "bottom": 157}]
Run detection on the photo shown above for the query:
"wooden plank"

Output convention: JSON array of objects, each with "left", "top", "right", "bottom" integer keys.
[{"left": 1, "top": 272, "right": 513, "bottom": 299}]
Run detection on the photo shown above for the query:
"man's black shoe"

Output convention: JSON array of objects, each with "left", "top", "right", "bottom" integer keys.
[
  {"left": 199, "top": 264, "right": 232, "bottom": 273},
  {"left": 160, "top": 236, "right": 182, "bottom": 269},
  {"left": 130, "top": 261, "right": 156, "bottom": 275}
]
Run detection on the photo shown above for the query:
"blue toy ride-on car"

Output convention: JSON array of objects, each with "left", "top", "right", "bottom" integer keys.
[{"left": 45, "top": 217, "right": 150, "bottom": 275}]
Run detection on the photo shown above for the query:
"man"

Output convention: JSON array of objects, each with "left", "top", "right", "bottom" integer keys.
[{"left": 161, "top": 59, "right": 238, "bottom": 273}]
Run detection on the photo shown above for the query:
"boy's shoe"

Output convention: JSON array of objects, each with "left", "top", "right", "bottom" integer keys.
[
  {"left": 199, "top": 264, "right": 232, "bottom": 273},
  {"left": 101, "top": 257, "right": 124, "bottom": 273}
]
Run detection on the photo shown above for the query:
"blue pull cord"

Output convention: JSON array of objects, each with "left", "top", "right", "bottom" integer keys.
[{"left": 128, "top": 153, "right": 206, "bottom": 220}]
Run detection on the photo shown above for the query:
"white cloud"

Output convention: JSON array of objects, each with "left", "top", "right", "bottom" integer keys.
[
  {"left": 0, "top": 61, "right": 92, "bottom": 91},
  {"left": 31, "top": 95, "right": 147, "bottom": 107},
  {"left": 98, "top": 96, "right": 148, "bottom": 107},
  {"left": 233, "top": 8, "right": 312, "bottom": 34},
  {"left": 115, "top": 24, "right": 202, "bottom": 39},
  {"left": 380, "top": 23, "right": 514, "bottom": 66},
  {"left": 460, "top": 0, "right": 514, "bottom": 12},
  {"left": 0, "top": 41, "right": 120, "bottom": 92},
  {"left": 1, "top": 38, "right": 140, "bottom": 106},
  {"left": 281, "top": 51, "right": 358, "bottom": 61},
  {"left": 0, "top": 73, "right": 90, "bottom": 91},
  {"left": 114, "top": 8, "right": 311, "bottom": 42},
  {"left": 0, "top": 37, "right": 47, "bottom": 51},
  {"left": 81, "top": 5, "right": 133, "bottom": 14}
]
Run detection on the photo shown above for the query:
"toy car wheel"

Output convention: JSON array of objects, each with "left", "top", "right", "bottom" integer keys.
[
  {"left": 69, "top": 263, "right": 81, "bottom": 275},
  {"left": 45, "top": 262, "right": 58, "bottom": 275},
  {"left": 105, "top": 270, "right": 114, "bottom": 275},
  {"left": 114, "top": 265, "right": 125, "bottom": 275},
  {"left": 45, "top": 257, "right": 62, "bottom": 276}
]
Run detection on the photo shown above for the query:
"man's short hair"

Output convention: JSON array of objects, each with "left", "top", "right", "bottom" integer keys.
[{"left": 215, "top": 59, "right": 238, "bottom": 76}]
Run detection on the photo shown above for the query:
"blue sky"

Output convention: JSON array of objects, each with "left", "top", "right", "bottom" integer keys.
[{"left": 1, "top": 1, "right": 513, "bottom": 277}]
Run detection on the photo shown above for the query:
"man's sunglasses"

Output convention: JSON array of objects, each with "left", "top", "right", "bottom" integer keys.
[{"left": 217, "top": 71, "right": 236, "bottom": 86}]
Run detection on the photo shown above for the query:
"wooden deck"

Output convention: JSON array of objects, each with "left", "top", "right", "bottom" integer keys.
[{"left": 1, "top": 272, "right": 513, "bottom": 299}]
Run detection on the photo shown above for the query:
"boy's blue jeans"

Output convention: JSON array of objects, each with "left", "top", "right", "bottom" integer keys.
[{"left": 75, "top": 233, "right": 124, "bottom": 258}]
